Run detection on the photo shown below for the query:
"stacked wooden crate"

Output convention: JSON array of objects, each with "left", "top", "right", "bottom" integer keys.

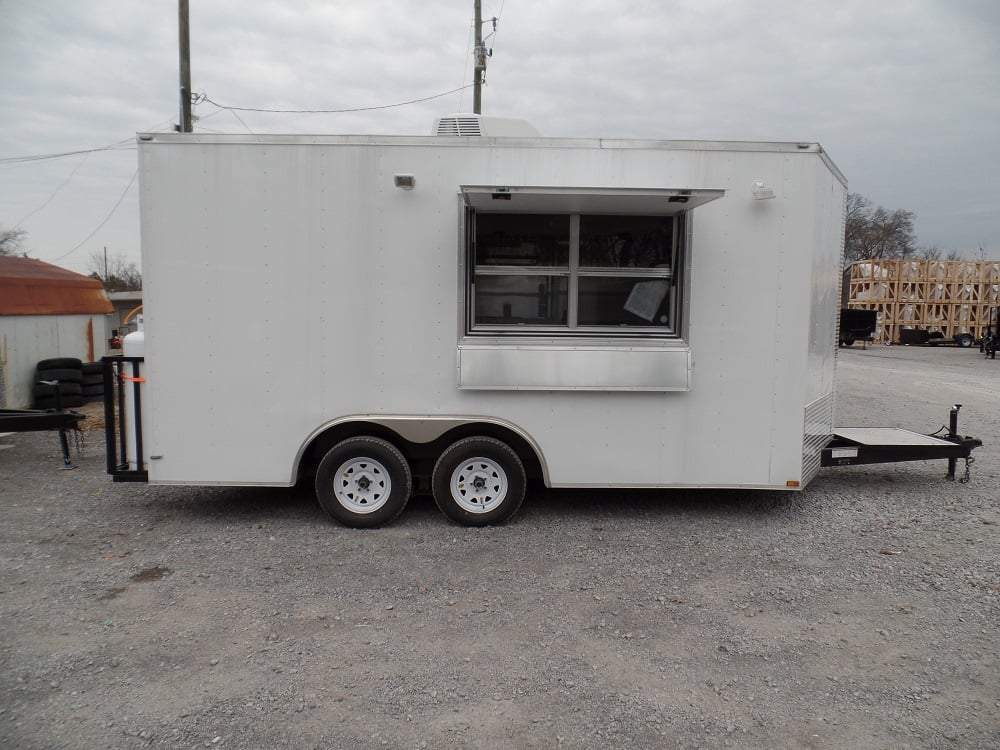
[{"left": 847, "top": 259, "right": 1000, "bottom": 343}]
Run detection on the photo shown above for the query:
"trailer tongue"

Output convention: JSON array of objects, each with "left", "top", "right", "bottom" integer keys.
[
  {"left": 0, "top": 408, "right": 85, "bottom": 469},
  {"left": 823, "top": 406, "right": 982, "bottom": 482}
]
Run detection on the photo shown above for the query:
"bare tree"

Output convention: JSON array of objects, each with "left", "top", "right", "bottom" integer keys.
[
  {"left": 916, "top": 244, "right": 962, "bottom": 261},
  {"left": 88, "top": 250, "right": 142, "bottom": 291},
  {"left": 918, "top": 244, "right": 942, "bottom": 261},
  {"left": 0, "top": 226, "right": 27, "bottom": 256},
  {"left": 844, "top": 193, "right": 917, "bottom": 268}
]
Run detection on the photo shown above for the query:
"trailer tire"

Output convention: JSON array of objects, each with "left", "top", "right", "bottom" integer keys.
[
  {"left": 955, "top": 334, "right": 974, "bottom": 348},
  {"left": 81, "top": 362, "right": 104, "bottom": 375},
  {"left": 314, "top": 437, "right": 412, "bottom": 528},
  {"left": 36, "top": 357, "right": 83, "bottom": 371},
  {"left": 432, "top": 437, "right": 526, "bottom": 526}
]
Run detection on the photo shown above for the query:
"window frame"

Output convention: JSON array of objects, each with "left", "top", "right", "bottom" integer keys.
[{"left": 460, "top": 186, "right": 722, "bottom": 341}]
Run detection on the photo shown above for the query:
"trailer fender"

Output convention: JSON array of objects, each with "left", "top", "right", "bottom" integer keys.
[{"left": 292, "top": 415, "right": 550, "bottom": 487}]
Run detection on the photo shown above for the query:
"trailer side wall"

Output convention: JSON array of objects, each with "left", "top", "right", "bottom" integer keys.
[{"left": 137, "top": 135, "right": 844, "bottom": 489}]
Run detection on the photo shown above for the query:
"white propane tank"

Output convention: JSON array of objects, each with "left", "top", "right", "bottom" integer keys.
[{"left": 122, "top": 329, "right": 146, "bottom": 471}]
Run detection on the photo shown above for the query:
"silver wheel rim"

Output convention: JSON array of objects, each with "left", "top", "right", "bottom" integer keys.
[
  {"left": 333, "top": 457, "right": 392, "bottom": 514},
  {"left": 450, "top": 456, "right": 508, "bottom": 514}
]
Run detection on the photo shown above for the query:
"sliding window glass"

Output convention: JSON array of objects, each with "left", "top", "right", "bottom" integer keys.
[
  {"left": 578, "top": 215, "right": 675, "bottom": 327},
  {"left": 473, "top": 213, "right": 570, "bottom": 326},
  {"left": 470, "top": 212, "right": 681, "bottom": 335}
]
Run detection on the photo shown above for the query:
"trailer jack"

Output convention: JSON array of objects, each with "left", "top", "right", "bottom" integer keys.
[{"left": 822, "top": 404, "right": 983, "bottom": 481}]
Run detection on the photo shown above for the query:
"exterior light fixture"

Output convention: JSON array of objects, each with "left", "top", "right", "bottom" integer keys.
[
  {"left": 394, "top": 174, "right": 416, "bottom": 190},
  {"left": 752, "top": 180, "right": 775, "bottom": 200}
]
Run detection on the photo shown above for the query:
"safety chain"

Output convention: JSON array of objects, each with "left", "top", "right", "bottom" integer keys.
[{"left": 959, "top": 456, "right": 974, "bottom": 484}]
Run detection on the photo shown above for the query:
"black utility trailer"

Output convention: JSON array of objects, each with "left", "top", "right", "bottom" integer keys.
[
  {"left": 0, "top": 408, "right": 86, "bottom": 468},
  {"left": 839, "top": 308, "right": 877, "bottom": 347},
  {"left": 898, "top": 328, "right": 978, "bottom": 348}
]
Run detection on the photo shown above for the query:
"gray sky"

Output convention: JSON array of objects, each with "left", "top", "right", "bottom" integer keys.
[{"left": 2, "top": 0, "right": 998, "bottom": 276}]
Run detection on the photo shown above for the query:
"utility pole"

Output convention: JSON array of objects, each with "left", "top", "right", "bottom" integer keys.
[
  {"left": 103, "top": 247, "right": 108, "bottom": 283},
  {"left": 178, "top": 0, "right": 193, "bottom": 132},
  {"left": 473, "top": 0, "right": 485, "bottom": 114}
]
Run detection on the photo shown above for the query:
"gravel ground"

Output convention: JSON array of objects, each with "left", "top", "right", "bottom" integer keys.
[{"left": 1, "top": 345, "right": 998, "bottom": 749}]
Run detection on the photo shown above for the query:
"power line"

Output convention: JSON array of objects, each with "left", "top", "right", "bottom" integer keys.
[
  {"left": 13, "top": 153, "right": 92, "bottom": 228},
  {"left": 490, "top": 0, "right": 507, "bottom": 58},
  {"left": 1, "top": 119, "right": 174, "bottom": 165},
  {"left": 46, "top": 168, "right": 139, "bottom": 264},
  {"left": 203, "top": 84, "right": 474, "bottom": 115},
  {"left": 227, "top": 108, "right": 254, "bottom": 134},
  {"left": 1, "top": 83, "right": 467, "bottom": 167},
  {"left": 0, "top": 142, "right": 134, "bottom": 165}
]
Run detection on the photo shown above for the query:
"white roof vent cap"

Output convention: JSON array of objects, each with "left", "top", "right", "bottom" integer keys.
[{"left": 433, "top": 114, "right": 540, "bottom": 137}]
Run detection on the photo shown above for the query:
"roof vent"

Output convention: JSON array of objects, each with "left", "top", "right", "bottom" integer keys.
[
  {"left": 433, "top": 114, "right": 540, "bottom": 137},
  {"left": 435, "top": 115, "right": 482, "bottom": 137}
]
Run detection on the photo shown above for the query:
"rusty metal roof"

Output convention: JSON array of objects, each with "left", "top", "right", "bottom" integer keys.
[{"left": 0, "top": 256, "right": 114, "bottom": 315}]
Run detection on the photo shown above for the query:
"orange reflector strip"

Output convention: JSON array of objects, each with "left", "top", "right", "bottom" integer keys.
[
  {"left": 120, "top": 375, "right": 146, "bottom": 383},
  {"left": 786, "top": 480, "right": 800, "bottom": 487}
]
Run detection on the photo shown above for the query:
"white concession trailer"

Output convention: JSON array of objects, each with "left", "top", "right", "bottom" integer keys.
[{"left": 104, "top": 116, "right": 981, "bottom": 526}]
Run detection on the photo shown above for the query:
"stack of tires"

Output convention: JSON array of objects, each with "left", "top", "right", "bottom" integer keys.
[
  {"left": 81, "top": 362, "right": 105, "bottom": 402},
  {"left": 33, "top": 358, "right": 85, "bottom": 410}
]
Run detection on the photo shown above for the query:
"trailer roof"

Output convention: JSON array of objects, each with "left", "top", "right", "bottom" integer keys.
[
  {"left": 0, "top": 256, "right": 113, "bottom": 316},
  {"left": 136, "top": 133, "right": 848, "bottom": 188}
]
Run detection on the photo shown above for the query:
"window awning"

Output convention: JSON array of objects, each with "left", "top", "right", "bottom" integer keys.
[{"left": 461, "top": 185, "right": 724, "bottom": 215}]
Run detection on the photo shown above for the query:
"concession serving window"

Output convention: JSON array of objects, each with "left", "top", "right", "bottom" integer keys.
[
  {"left": 461, "top": 186, "right": 723, "bottom": 336},
  {"left": 457, "top": 185, "right": 724, "bottom": 390}
]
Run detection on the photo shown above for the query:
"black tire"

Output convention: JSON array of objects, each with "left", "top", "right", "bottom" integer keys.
[
  {"left": 81, "top": 362, "right": 104, "bottom": 375},
  {"left": 314, "top": 437, "right": 412, "bottom": 528},
  {"left": 842, "top": 337, "right": 854, "bottom": 347},
  {"left": 36, "top": 357, "right": 82, "bottom": 371},
  {"left": 81, "top": 384, "right": 105, "bottom": 397},
  {"left": 33, "top": 394, "right": 84, "bottom": 410},
  {"left": 81, "top": 373, "right": 104, "bottom": 386},
  {"left": 432, "top": 437, "right": 526, "bottom": 526},
  {"left": 955, "top": 334, "right": 974, "bottom": 348},
  {"left": 33, "top": 382, "right": 83, "bottom": 398},
  {"left": 34, "top": 368, "right": 82, "bottom": 383}
]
